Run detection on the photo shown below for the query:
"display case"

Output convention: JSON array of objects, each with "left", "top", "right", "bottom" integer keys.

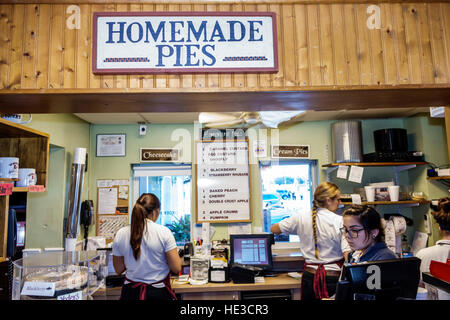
[{"left": 11, "top": 251, "right": 106, "bottom": 300}]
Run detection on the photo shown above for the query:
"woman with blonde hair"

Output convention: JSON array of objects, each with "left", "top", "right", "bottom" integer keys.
[
  {"left": 112, "top": 193, "right": 182, "bottom": 300},
  {"left": 271, "top": 182, "right": 350, "bottom": 300}
]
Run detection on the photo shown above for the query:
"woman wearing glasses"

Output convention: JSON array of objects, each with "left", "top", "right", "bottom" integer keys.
[
  {"left": 342, "top": 205, "right": 397, "bottom": 263},
  {"left": 271, "top": 182, "right": 351, "bottom": 300}
]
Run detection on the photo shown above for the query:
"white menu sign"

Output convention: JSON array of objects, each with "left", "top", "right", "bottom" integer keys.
[{"left": 196, "top": 140, "right": 251, "bottom": 223}]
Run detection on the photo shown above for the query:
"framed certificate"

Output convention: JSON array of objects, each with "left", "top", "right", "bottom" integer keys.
[{"left": 96, "top": 134, "right": 126, "bottom": 157}]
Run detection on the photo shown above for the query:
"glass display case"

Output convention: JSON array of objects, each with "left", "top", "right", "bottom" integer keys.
[{"left": 11, "top": 251, "right": 106, "bottom": 300}]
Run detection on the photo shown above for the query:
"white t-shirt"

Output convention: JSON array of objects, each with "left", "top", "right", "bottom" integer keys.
[
  {"left": 279, "top": 207, "right": 350, "bottom": 271},
  {"left": 112, "top": 219, "right": 177, "bottom": 285},
  {"left": 416, "top": 240, "right": 450, "bottom": 300},
  {"left": 416, "top": 239, "right": 450, "bottom": 273}
]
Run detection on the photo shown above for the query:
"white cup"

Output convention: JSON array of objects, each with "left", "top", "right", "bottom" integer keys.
[
  {"left": 364, "top": 186, "right": 376, "bottom": 202},
  {"left": 388, "top": 185, "right": 400, "bottom": 202},
  {"left": 17, "top": 168, "right": 36, "bottom": 187},
  {"left": 0, "top": 157, "right": 19, "bottom": 179}
]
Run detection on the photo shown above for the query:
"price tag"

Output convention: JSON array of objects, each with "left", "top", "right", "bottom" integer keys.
[
  {"left": 21, "top": 281, "right": 55, "bottom": 297},
  {"left": 57, "top": 290, "right": 83, "bottom": 300},
  {"left": 0, "top": 183, "right": 13, "bottom": 196},
  {"left": 29, "top": 185, "right": 45, "bottom": 192}
]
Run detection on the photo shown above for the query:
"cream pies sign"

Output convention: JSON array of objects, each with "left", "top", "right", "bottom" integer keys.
[{"left": 93, "top": 12, "right": 278, "bottom": 74}]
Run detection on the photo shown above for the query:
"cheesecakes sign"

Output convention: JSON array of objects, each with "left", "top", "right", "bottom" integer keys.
[
  {"left": 140, "top": 148, "right": 180, "bottom": 162},
  {"left": 196, "top": 140, "right": 251, "bottom": 223},
  {"left": 93, "top": 12, "right": 278, "bottom": 74}
]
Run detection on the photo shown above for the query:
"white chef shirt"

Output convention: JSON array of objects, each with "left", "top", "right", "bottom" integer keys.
[
  {"left": 416, "top": 240, "right": 450, "bottom": 300},
  {"left": 112, "top": 219, "right": 177, "bottom": 286},
  {"left": 416, "top": 240, "right": 450, "bottom": 273},
  {"left": 279, "top": 207, "right": 351, "bottom": 271}
]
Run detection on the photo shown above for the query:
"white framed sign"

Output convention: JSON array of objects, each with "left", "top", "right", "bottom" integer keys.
[
  {"left": 195, "top": 140, "right": 252, "bottom": 223},
  {"left": 96, "top": 134, "right": 126, "bottom": 157},
  {"left": 93, "top": 12, "right": 278, "bottom": 74}
]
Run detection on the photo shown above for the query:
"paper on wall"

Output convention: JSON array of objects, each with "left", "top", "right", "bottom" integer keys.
[
  {"left": 98, "top": 215, "right": 129, "bottom": 240},
  {"left": 253, "top": 226, "right": 263, "bottom": 233},
  {"left": 118, "top": 185, "right": 129, "bottom": 200},
  {"left": 351, "top": 194, "right": 362, "bottom": 205},
  {"left": 337, "top": 165, "right": 349, "bottom": 179},
  {"left": 98, "top": 179, "right": 129, "bottom": 188},
  {"left": 412, "top": 231, "right": 428, "bottom": 255},
  {"left": 98, "top": 188, "right": 118, "bottom": 214},
  {"left": 202, "top": 223, "right": 216, "bottom": 243},
  {"left": 97, "top": 180, "right": 113, "bottom": 188},
  {"left": 228, "top": 223, "right": 252, "bottom": 235},
  {"left": 253, "top": 140, "right": 267, "bottom": 158},
  {"left": 348, "top": 166, "right": 364, "bottom": 183}
]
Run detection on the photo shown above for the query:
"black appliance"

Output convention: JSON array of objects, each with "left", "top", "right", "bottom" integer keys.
[
  {"left": 80, "top": 200, "right": 93, "bottom": 250},
  {"left": 363, "top": 128, "right": 424, "bottom": 162},
  {"left": 363, "top": 151, "right": 424, "bottom": 162},
  {"left": 231, "top": 263, "right": 262, "bottom": 284},
  {"left": 374, "top": 128, "right": 408, "bottom": 152}
]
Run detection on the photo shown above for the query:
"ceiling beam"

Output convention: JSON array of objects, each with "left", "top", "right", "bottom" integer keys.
[{"left": 0, "top": 87, "right": 449, "bottom": 113}]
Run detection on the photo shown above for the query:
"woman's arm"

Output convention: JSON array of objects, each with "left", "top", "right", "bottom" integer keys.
[
  {"left": 112, "top": 255, "right": 126, "bottom": 275},
  {"left": 166, "top": 248, "right": 182, "bottom": 274},
  {"left": 270, "top": 223, "right": 282, "bottom": 235}
]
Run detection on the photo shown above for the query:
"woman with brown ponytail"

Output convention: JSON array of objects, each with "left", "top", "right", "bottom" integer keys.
[
  {"left": 270, "top": 182, "right": 350, "bottom": 300},
  {"left": 112, "top": 193, "right": 182, "bottom": 300}
]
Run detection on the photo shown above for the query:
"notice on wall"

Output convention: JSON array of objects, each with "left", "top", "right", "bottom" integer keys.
[
  {"left": 348, "top": 165, "right": 364, "bottom": 183},
  {"left": 228, "top": 223, "right": 252, "bottom": 235},
  {"left": 96, "top": 179, "right": 130, "bottom": 240},
  {"left": 97, "top": 179, "right": 130, "bottom": 215},
  {"left": 98, "top": 215, "right": 129, "bottom": 241},
  {"left": 98, "top": 187, "right": 118, "bottom": 215},
  {"left": 196, "top": 140, "right": 252, "bottom": 223}
]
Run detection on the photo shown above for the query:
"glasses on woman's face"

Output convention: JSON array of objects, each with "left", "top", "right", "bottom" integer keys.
[{"left": 340, "top": 227, "right": 365, "bottom": 239}]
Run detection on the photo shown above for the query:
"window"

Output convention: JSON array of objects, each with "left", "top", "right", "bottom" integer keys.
[
  {"left": 260, "top": 160, "right": 317, "bottom": 245},
  {"left": 133, "top": 164, "right": 192, "bottom": 246}
]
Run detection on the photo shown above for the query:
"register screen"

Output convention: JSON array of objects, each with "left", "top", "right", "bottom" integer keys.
[{"left": 232, "top": 237, "right": 269, "bottom": 265}]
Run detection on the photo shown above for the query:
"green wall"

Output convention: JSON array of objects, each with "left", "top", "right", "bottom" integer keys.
[
  {"left": 23, "top": 114, "right": 90, "bottom": 249},
  {"left": 22, "top": 113, "right": 448, "bottom": 249},
  {"left": 404, "top": 116, "right": 449, "bottom": 246}
]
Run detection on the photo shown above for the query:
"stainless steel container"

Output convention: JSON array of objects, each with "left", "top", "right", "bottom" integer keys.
[
  {"left": 331, "top": 120, "right": 363, "bottom": 163},
  {"left": 65, "top": 148, "right": 86, "bottom": 251}
]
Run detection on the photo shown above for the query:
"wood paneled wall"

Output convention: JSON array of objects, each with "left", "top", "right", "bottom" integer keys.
[{"left": 0, "top": 2, "right": 449, "bottom": 91}]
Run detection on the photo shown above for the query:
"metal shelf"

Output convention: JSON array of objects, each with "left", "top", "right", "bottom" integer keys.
[
  {"left": 341, "top": 200, "right": 430, "bottom": 206},
  {"left": 322, "top": 162, "right": 428, "bottom": 167}
]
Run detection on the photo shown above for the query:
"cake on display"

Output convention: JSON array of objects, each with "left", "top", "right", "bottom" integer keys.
[{"left": 21, "top": 265, "right": 88, "bottom": 300}]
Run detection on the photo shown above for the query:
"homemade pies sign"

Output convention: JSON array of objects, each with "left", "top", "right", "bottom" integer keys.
[
  {"left": 93, "top": 12, "right": 277, "bottom": 74},
  {"left": 196, "top": 140, "right": 252, "bottom": 223}
]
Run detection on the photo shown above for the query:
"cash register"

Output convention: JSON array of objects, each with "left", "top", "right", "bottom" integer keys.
[{"left": 229, "top": 233, "right": 274, "bottom": 283}]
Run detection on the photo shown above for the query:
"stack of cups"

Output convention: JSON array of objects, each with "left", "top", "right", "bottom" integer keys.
[
  {"left": 388, "top": 185, "right": 400, "bottom": 202},
  {"left": 364, "top": 186, "right": 376, "bottom": 202}
]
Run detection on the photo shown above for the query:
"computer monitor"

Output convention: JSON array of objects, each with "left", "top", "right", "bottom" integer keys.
[
  {"left": 335, "top": 257, "right": 421, "bottom": 300},
  {"left": 229, "top": 234, "right": 273, "bottom": 271}
]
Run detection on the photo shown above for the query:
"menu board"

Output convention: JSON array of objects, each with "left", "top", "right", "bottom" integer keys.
[{"left": 196, "top": 140, "right": 252, "bottom": 223}]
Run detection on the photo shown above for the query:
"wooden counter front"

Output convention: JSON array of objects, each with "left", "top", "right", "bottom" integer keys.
[{"left": 93, "top": 273, "right": 302, "bottom": 300}]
